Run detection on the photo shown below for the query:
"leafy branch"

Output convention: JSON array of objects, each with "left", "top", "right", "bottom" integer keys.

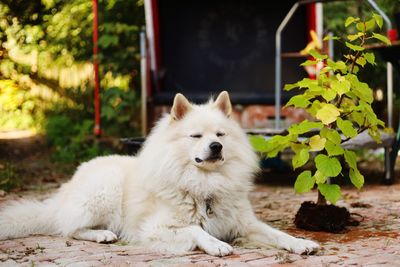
[{"left": 250, "top": 14, "right": 391, "bottom": 204}]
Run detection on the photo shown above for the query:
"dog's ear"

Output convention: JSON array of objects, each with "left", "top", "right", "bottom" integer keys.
[
  {"left": 171, "top": 93, "right": 192, "bottom": 120},
  {"left": 214, "top": 91, "right": 232, "bottom": 117}
]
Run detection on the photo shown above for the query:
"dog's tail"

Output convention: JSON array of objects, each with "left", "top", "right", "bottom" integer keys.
[{"left": 0, "top": 198, "right": 56, "bottom": 240}]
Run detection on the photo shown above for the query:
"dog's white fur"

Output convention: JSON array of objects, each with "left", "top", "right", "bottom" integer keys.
[{"left": 0, "top": 91, "right": 319, "bottom": 256}]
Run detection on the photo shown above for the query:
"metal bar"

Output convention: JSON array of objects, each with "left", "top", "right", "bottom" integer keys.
[
  {"left": 384, "top": 147, "right": 392, "bottom": 181},
  {"left": 140, "top": 29, "right": 148, "bottom": 137},
  {"left": 144, "top": 0, "right": 157, "bottom": 72},
  {"left": 274, "top": 0, "right": 338, "bottom": 130},
  {"left": 328, "top": 32, "right": 334, "bottom": 59},
  {"left": 275, "top": 2, "right": 300, "bottom": 130},
  {"left": 367, "top": 0, "right": 393, "bottom": 129},
  {"left": 387, "top": 62, "right": 393, "bottom": 129},
  {"left": 367, "top": 0, "right": 395, "bottom": 182}
]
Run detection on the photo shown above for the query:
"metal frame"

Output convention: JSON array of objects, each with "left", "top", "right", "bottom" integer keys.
[{"left": 140, "top": 29, "right": 148, "bottom": 137}]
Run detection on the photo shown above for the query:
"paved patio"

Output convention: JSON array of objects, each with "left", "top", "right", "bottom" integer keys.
[{"left": 0, "top": 181, "right": 399, "bottom": 267}]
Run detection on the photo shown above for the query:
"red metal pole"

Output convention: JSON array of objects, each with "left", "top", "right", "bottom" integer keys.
[{"left": 92, "top": 0, "right": 101, "bottom": 136}]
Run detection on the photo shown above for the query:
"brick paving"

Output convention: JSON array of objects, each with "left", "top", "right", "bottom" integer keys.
[{"left": 1, "top": 182, "right": 400, "bottom": 267}]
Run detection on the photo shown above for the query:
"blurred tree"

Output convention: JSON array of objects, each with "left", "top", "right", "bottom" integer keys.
[{"left": 0, "top": 0, "right": 144, "bottom": 162}]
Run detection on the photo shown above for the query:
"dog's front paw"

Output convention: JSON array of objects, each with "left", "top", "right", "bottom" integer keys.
[
  {"left": 288, "top": 238, "right": 320, "bottom": 255},
  {"left": 94, "top": 230, "right": 118, "bottom": 243},
  {"left": 199, "top": 237, "right": 233, "bottom": 256}
]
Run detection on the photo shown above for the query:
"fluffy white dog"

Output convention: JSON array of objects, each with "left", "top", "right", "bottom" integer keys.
[{"left": 0, "top": 91, "right": 319, "bottom": 256}]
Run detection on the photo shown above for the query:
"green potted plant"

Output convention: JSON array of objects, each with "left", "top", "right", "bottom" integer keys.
[{"left": 250, "top": 14, "right": 392, "bottom": 232}]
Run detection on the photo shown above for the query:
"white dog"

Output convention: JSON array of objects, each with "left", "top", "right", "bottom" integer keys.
[{"left": 0, "top": 91, "right": 319, "bottom": 256}]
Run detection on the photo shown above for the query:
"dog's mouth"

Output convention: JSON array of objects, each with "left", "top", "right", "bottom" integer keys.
[{"left": 195, "top": 155, "right": 224, "bottom": 163}]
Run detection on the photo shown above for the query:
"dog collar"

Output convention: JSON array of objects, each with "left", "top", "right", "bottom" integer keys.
[{"left": 206, "top": 198, "right": 214, "bottom": 217}]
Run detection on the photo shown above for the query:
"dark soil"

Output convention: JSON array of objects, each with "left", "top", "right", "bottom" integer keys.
[
  {"left": 294, "top": 201, "right": 362, "bottom": 233},
  {"left": 0, "top": 133, "right": 71, "bottom": 191}
]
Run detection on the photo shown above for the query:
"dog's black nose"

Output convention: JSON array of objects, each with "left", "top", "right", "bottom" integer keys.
[{"left": 209, "top": 142, "right": 223, "bottom": 153}]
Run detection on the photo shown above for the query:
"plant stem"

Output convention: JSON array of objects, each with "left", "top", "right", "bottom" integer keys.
[
  {"left": 349, "top": 22, "right": 367, "bottom": 73},
  {"left": 317, "top": 190, "right": 327, "bottom": 205}
]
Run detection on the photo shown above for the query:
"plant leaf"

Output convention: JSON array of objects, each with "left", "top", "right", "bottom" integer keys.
[
  {"left": 345, "top": 16, "right": 359, "bottom": 27},
  {"left": 300, "top": 60, "right": 318, "bottom": 66},
  {"left": 373, "top": 13, "right": 383, "bottom": 29},
  {"left": 264, "top": 135, "right": 293, "bottom": 157},
  {"left": 349, "top": 168, "right": 364, "bottom": 190},
  {"left": 322, "top": 88, "right": 337, "bottom": 102},
  {"left": 316, "top": 104, "right": 341, "bottom": 125},
  {"left": 307, "top": 100, "right": 322, "bottom": 117},
  {"left": 249, "top": 135, "right": 269, "bottom": 152},
  {"left": 348, "top": 32, "right": 364, "bottom": 41},
  {"left": 309, "top": 135, "right": 326, "bottom": 152},
  {"left": 372, "top": 33, "right": 391, "bottom": 45},
  {"left": 327, "top": 59, "right": 347, "bottom": 73},
  {"left": 314, "top": 170, "right": 327, "bottom": 184},
  {"left": 318, "top": 183, "right": 342, "bottom": 204},
  {"left": 356, "top": 56, "right": 366, "bottom": 67},
  {"left": 344, "top": 149, "right": 357, "bottom": 169},
  {"left": 336, "top": 117, "right": 357, "bottom": 138},
  {"left": 365, "top": 18, "right": 376, "bottom": 31},
  {"left": 368, "top": 127, "right": 382, "bottom": 143},
  {"left": 363, "top": 52, "right": 376, "bottom": 65},
  {"left": 285, "top": 95, "right": 311, "bottom": 109},
  {"left": 356, "top": 22, "right": 367, "bottom": 32},
  {"left": 323, "top": 35, "right": 340, "bottom": 41},
  {"left": 347, "top": 74, "right": 374, "bottom": 103},
  {"left": 309, "top": 49, "right": 328, "bottom": 60},
  {"left": 331, "top": 79, "right": 350, "bottom": 96},
  {"left": 315, "top": 154, "right": 342, "bottom": 177},
  {"left": 295, "top": 170, "right": 315, "bottom": 193},
  {"left": 288, "top": 120, "right": 323, "bottom": 135},
  {"left": 345, "top": 42, "right": 364, "bottom": 51},
  {"left": 284, "top": 83, "right": 299, "bottom": 91},
  {"left": 297, "top": 78, "right": 318, "bottom": 88},
  {"left": 325, "top": 140, "right": 344, "bottom": 156},
  {"left": 292, "top": 148, "right": 310, "bottom": 169},
  {"left": 321, "top": 128, "right": 342, "bottom": 145}
]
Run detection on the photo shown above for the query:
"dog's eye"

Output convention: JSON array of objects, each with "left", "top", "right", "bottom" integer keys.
[
  {"left": 190, "top": 134, "right": 202, "bottom": 138},
  {"left": 216, "top": 132, "right": 225, "bottom": 137}
]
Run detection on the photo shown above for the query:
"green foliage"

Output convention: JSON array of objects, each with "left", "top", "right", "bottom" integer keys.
[
  {"left": 101, "top": 87, "right": 141, "bottom": 137},
  {"left": 251, "top": 14, "right": 389, "bottom": 204},
  {"left": 45, "top": 113, "right": 105, "bottom": 163},
  {"left": 0, "top": 163, "right": 20, "bottom": 192},
  {"left": 44, "top": 84, "right": 140, "bottom": 163},
  {"left": 0, "top": 79, "right": 45, "bottom": 131}
]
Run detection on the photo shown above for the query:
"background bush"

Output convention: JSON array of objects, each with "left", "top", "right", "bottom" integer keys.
[{"left": 0, "top": 0, "right": 144, "bottom": 162}]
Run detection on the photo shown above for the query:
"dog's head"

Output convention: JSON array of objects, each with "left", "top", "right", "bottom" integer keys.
[{"left": 169, "top": 91, "right": 234, "bottom": 171}]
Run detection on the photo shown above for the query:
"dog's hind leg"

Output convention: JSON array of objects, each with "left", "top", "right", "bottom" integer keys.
[
  {"left": 71, "top": 229, "right": 118, "bottom": 243},
  {"left": 54, "top": 164, "right": 124, "bottom": 242}
]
